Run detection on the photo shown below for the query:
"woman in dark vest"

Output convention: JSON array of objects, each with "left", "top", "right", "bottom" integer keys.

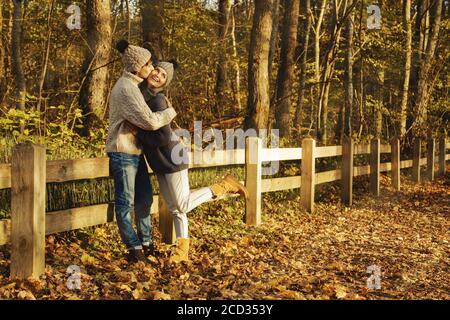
[{"left": 137, "top": 61, "right": 248, "bottom": 264}]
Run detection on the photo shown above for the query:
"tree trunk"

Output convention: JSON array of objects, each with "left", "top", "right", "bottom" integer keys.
[
  {"left": 407, "top": 0, "right": 425, "bottom": 144},
  {"left": 215, "top": 0, "right": 232, "bottom": 115},
  {"left": 36, "top": 0, "right": 55, "bottom": 114},
  {"left": 1, "top": 0, "right": 13, "bottom": 105},
  {"left": 399, "top": 0, "right": 411, "bottom": 139},
  {"left": 230, "top": 4, "right": 242, "bottom": 112},
  {"left": 0, "top": 0, "right": 4, "bottom": 94},
  {"left": 375, "top": 68, "right": 384, "bottom": 138},
  {"left": 274, "top": 0, "right": 300, "bottom": 138},
  {"left": 356, "top": 0, "right": 365, "bottom": 139},
  {"left": 141, "top": 0, "right": 164, "bottom": 60},
  {"left": 78, "top": 0, "right": 112, "bottom": 136},
  {"left": 320, "top": 0, "right": 346, "bottom": 144},
  {"left": 268, "top": 0, "right": 281, "bottom": 78},
  {"left": 413, "top": 0, "right": 443, "bottom": 138},
  {"left": 11, "top": 0, "right": 26, "bottom": 111},
  {"left": 343, "top": 0, "right": 354, "bottom": 138},
  {"left": 245, "top": 0, "right": 274, "bottom": 131},
  {"left": 313, "top": 0, "right": 327, "bottom": 131},
  {"left": 295, "top": 0, "right": 311, "bottom": 135}
]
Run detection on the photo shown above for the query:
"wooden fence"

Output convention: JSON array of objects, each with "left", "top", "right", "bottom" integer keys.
[{"left": 0, "top": 136, "right": 449, "bottom": 279}]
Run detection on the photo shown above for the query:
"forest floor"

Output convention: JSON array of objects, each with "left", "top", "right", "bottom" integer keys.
[{"left": 0, "top": 166, "right": 449, "bottom": 300}]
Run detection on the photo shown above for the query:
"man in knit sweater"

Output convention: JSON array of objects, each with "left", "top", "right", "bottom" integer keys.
[{"left": 107, "top": 40, "right": 177, "bottom": 263}]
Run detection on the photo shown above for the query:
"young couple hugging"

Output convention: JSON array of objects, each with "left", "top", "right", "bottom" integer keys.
[{"left": 105, "top": 40, "right": 248, "bottom": 265}]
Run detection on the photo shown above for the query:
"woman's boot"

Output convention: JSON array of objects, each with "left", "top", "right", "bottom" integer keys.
[
  {"left": 169, "top": 238, "right": 190, "bottom": 264},
  {"left": 210, "top": 174, "right": 249, "bottom": 199}
]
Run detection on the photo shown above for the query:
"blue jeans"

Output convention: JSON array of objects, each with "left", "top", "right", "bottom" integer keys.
[{"left": 108, "top": 152, "right": 153, "bottom": 250}]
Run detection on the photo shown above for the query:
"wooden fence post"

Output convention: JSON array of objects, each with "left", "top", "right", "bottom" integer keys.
[
  {"left": 370, "top": 138, "right": 380, "bottom": 196},
  {"left": 341, "top": 136, "right": 354, "bottom": 206},
  {"left": 10, "top": 143, "right": 46, "bottom": 279},
  {"left": 412, "top": 138, "right": 421, "bottom": 183},
  {"left": 301, "top": 138, "right": 315, "bottom": 213},
  {"left": 245, "top": 137, "right": 262, "bottom": 226},
  {"left": 158, "top": 195, "right": 176, "bottom": 244},
  {"left": 427, "top": 138, "right": 435, "bottom": 181},
  {"left": 438, "top": 136, "right": 446, "bottom": 177},
  {"left": 391, "top": 138, "right": 400, "bottom": 191}
]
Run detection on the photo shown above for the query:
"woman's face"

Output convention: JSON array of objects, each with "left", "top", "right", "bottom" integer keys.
[
  {"left": 136, "top": 59, "right": 154, "bottom": 79},
  {"left": 147, "top": 67, "right": 167, "bottom": 90}
]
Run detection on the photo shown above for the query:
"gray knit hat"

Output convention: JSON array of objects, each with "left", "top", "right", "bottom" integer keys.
[
  {"left": 156, "top": 60, "right": 177, "bottom": 89},
  {"left": 116, "top": 40, "right": 151, "bottom": 73}
]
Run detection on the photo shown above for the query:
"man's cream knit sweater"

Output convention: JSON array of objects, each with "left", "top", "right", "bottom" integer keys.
[{"left": 106, "top": 71, "right": 177, "bottom": 155}]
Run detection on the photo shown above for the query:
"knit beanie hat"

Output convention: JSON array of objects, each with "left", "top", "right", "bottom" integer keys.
[
  {"left": 156, "top": 60, "right": 179, "bottom": 89},
  {"left": 116, "top": 40, "right": 152, "bottom": 73}
]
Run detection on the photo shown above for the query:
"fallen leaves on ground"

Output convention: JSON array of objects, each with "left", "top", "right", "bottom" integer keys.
[{"left": 0, "top": 167, "right": 449, "bottom": 300}]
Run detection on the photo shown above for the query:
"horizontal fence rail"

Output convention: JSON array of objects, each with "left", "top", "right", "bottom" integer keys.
[{"left": 0, "top": 136, "right": 448, "bottom": 279}]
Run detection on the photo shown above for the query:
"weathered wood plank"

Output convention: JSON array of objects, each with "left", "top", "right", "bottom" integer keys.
[
  {"left": 412, "top": 138, "right": 421, "bottom": 183},
  {"left": 0, "top": 219, "right": 11, "bottom": 245},
  {"left": 0, "top": 164, "right": 11, "bottom": 189},
  {"left": 400, "top": 160, "right": 413, "bottom": 169},
  {"left": 10, "top": 143, "right": 46, "bottom": 279},
  {"left": 354, "top": 165, "right": 370, "bottom": 177},
  {"left": 380, "top": 144, "right": 391, "bottom": 153},
  {"left": 46, "top": 204, "right": 115, "bottom": 235},
  {"left": 341, "top": 137, "right": 354, "bottom": 206},
  {"left": 354, "top": 144, "right": 370, "bottom": 155},
  {"left": 47, "top": 157, "right": 110, "bottom": 183},
  {"left": 261, "top": 148, "right": 302, "bottom": 162},
  {"left": 188, "top": 149, "right": 246, "bottom": 168},
  {"left": 315, "top": 146, "right": 342, "bottom": 158},
  {"left": 262, "top": 176, "right": 301, "bottom": 193},
  {"left": 301, "top": 138, "right": 315, "bottom": 213},
  {"left": 427, "top": 138, "right": 435, "bottom": 181},
  {"left": 245, "top": 137, "right": 262, "bottom": 226},
  {"left": 391, "top": 139, "right": 400, "bottom": 190},
  {"left": 438, "top": 137, "right": 446, "bottom": 176},
  {"left": 370, "top": 139, "right": 380, "bottom": 196},
  {"left": 316, "top": 170, "right": 341, "bottom": 185}
]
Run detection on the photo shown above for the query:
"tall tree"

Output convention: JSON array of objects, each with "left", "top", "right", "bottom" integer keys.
[
  {"left": 141, "top": 0, "right": 164, "bottom": 60},
  {"left": 215, "top": 0, "right": 232, "bottom": 115},
  {"left": 11, "top": 0, "right": 25, "bottom": 111},
  {"left": 245, "top": 0, "right": 274, "bottom": 131},
  {"left": 0, "top": 0, "right": 4, "bottom": 95},
  {"left": 343, "top": 0, "right": 354, "bottom": 138},
  {"left": 312, "top": 0, "right": 327, "bottom": 130},
  {"left": 412, "top": 0, "right": 443, "bottom": 138},
  {"left": 230, "top": 3, "right": 242, "bottom": 111},
  {"left": 36, "top": 0, "right": 55, "bottom": 114},
  {"left": 322, "top": 0, "right": 348, "bottom": 143},
  {"left": 268, "top": 0, "right": 281, "bottom": 78},
  {"left": 355, "top": 0, "right": 365, "bottom": 138},
  {"left": 274, "top": 0, "right": 300, "bottom": 138},
  {"left": 78, "top": 0, "right": 112, "bottom": 136},
  {"left": 399, "top": 0, "right": 412, "bottom": 138},
  {"left": 295, "top": 0, "right": 312, "bottom": 134}
]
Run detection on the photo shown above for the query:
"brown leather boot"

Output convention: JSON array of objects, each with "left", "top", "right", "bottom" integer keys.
[
  {"left": 210, "top": 175, "right": 249, "bottom": 199},
  {"left": 142, "top": 243, "right": 155, "bottom": 257},
  {"left": 126, "top": 248, "right": 149, "bottom": 264},
  {"left": 168, "top": 238, "right": 190, "bottom": 264}
]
